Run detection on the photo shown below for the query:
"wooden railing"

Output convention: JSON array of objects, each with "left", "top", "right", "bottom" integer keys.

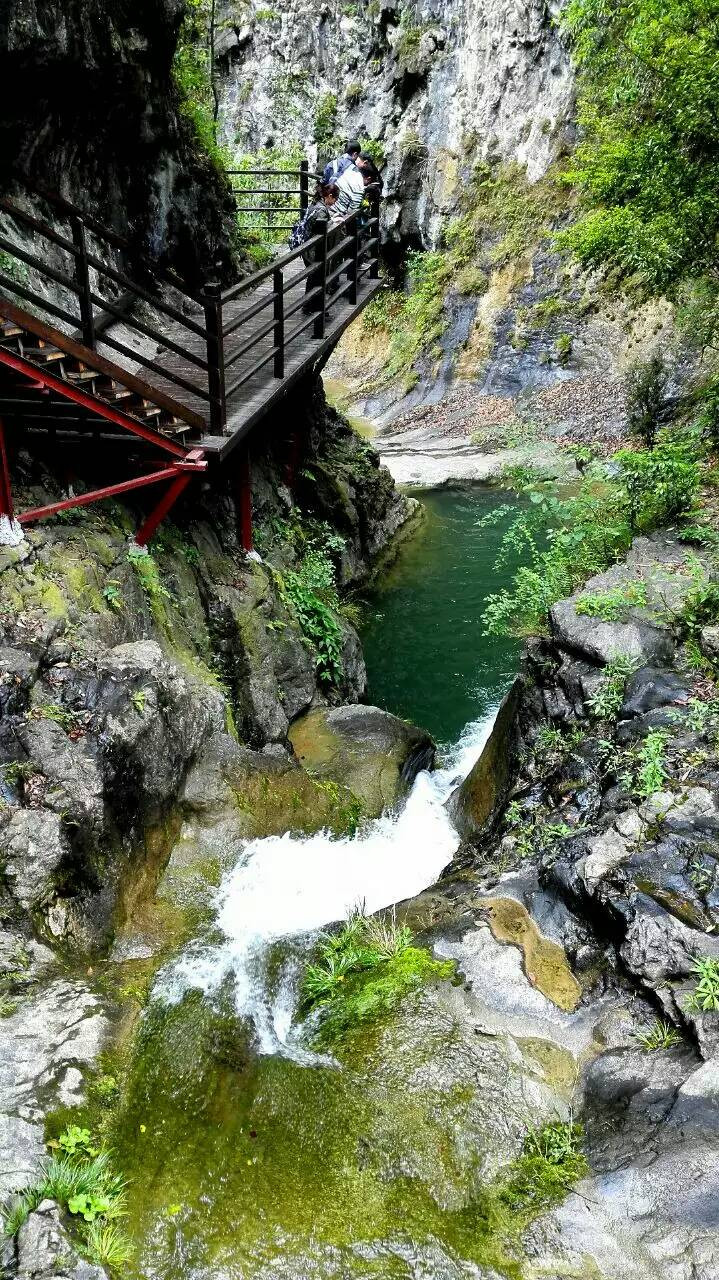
[
  {"left": 216, "top": 195, "right": 381, "bottom": 416},
  {"left": 0, "top": 174, "right": 216, "bottom": 416},
  {"left": 229, "top": 161, "right": 311, "bottom": 242},
  {"left": 0, "top": 169, "right": 382, "bottom": 437}
]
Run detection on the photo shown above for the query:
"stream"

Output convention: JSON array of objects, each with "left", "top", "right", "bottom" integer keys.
[{"left": 115, "top": 487, "right": 534, "bottom": 1279}]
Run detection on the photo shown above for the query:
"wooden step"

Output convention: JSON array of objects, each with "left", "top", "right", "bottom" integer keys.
[
  {"left": 22, "top": 346, "right": 65, "bottom": 363},
  {"left": 64, "top": 368, "right": 102, "bottom": 382},
  {"left": 1, "top": 323, "right": 23, "bottom": 338}
]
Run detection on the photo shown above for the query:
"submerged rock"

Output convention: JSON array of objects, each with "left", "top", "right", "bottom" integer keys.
[{"left": 287, "top": 704, "right": 434, "bottom": 817}]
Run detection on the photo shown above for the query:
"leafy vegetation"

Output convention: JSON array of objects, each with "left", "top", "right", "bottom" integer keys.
[
  {"left": 625, "top": 355, "right": 670, "bottom": 448},
  {"left": 258, "top": 509, "right": 349, "bottom": 687},
  {"left": 587, "top": 655, "right": 636, "bottom": 720},
  {"left": 498, "top": 1122, "right": 587, "bottom": 1215},
  {"left": 576, "top": 582, "right": 647, "bottom": 622},
  {"left": 232, "top": 142, "right": 305, "bottom": 248},
  {"left": 301, "top": 912, "right": 454, "bottom": 1045},
  {"left": 2, "top": 1140, "right": 131, "bottom": 1268},
  {"left": 275, "top": 549, "right": 345, "bottom": 686},
  {"left": 686, "top": 956, "right": 719, "bottom": 1013},
  {"left": 560, "top": 0, "right": 719, "bottom": 341},
  {"left": 173, "top": 0, "right": 228, "bottom": 170},
  {"left": 481, "top": 442, "right": 699, "bottom": 637},
  {"left": 633, "top": 730, "right": 669, "bottom": 798}
]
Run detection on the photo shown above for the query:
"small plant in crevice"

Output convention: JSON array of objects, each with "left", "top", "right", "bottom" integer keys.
[
  {"left": 634, "top": 730, "right": 669, "bottom": 798},
  {"left": 1, "top": 1146, "right": 131, "bottom": 1266},
  {"left": 636, "top": 1019, "right": 682, "bottom": 1051},
  {"left": 498, "top": 1121, "right": 588, "bottom": 1215},
  {"left": 127, "top": 545, "right": 172, "bottom": 607},
  {"left": 587, "top": 655, "right": 637, "bottom": 721},
  {"left": 686, "top": 956, "right": 719, "bottom": 1014}
]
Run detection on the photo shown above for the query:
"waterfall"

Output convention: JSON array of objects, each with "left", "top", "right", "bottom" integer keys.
[{"left": 155, "top": 709, "right": 498, "bottom": 1058}]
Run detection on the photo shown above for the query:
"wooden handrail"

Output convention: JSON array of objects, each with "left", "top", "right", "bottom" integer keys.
[{"left": 0, "top": 161, "right": 382, "bottom": 442}]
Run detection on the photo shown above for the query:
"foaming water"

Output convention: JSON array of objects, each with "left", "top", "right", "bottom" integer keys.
[{"left": 155, "top": 709, "right": 498, "bottom": 1057}]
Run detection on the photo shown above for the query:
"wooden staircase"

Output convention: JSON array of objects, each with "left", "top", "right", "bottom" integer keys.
[{"left": 0, "top": 303, "right": 203, "bottom": 446}]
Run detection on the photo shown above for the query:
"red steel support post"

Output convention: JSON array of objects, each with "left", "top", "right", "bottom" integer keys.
[
  {"left": 239, "top": 449, "right": 253, "bottom": 553},
  {"left": 0, "top": 419, "right": 14, "bottom": 522}
]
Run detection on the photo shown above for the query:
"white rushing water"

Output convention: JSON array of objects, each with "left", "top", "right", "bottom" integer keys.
[{"left": 157, "top": 708, "right": 499, "bottom": 1058}]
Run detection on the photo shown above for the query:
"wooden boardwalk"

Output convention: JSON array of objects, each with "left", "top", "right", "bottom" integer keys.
[
  {"left": 0, "top": 168, "right": 383, "bottom": 541},
  {"left": 139, "top": 255, "right": 382, "bottom": 459}
]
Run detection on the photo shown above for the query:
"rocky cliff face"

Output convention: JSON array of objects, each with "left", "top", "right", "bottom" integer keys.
[
  {"left": 0, "top": 0, "right": 235, "bottom": 281},
  {"left": 216, "top": 0, "right": 574, "bottom": 250},
  {"left": 0, "top": 377, "right": 410, "bottom": 952}
]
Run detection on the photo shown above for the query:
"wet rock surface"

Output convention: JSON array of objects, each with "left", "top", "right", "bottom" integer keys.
[{"left": 288, "top": 703, "right": 435, "bottom": 816}]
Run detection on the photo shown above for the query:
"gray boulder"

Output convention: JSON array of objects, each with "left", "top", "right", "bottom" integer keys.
[
  {"left": 447, "top": 680, "right": 522, "bottom": 842},
  {"left": 14, "top": 1201, "right": 105, "bottom": 1279},
  {"left": 0, "top": 811, "right": 69, "bottom": 913}
]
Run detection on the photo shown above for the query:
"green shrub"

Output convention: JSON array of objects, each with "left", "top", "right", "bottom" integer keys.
[
  {"left": 559, "top": 0, "right": 719, "bottom": 341},
  {"left": 301, "top": 913, "right": 454, "bottom": 1045},
  {"left": 624, "top": 355, "right": 670, "bottom": 447},
  {"left": 482, "top": 444, "right": 699, "bottom": 637},
  {"left": 615, "top": 443, "right": 699, "bottom": 532},
  {"left": 587, "top": 655, "right": 636, "bottom": 720}
]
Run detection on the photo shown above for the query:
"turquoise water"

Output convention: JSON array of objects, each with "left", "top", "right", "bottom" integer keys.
[{"left": 360, "top": 488, "right": 521, "bottom": 747}]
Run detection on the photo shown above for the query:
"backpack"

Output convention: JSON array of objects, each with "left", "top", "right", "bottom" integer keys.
[{"left": 288, "top": 206, "right": 313, "bottom": 250}]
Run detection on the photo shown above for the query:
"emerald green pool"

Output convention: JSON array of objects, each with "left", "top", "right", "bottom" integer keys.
[{"left": 361, "top": 488, "right": 521, "bottom": 747}]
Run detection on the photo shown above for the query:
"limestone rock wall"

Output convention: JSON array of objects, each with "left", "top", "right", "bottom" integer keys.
[{"left": 215, "top": 0, "right": 575, "bottom": 250}]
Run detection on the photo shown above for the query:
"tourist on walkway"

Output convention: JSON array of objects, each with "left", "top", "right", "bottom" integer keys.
[
  {"left": 330, "top": 162, "right": 374, "bottom": 224},
  {"left": 322, "top": 140, "right": 361, "bottom": 185},
  {"left": 302, "top": 182, "right": 340, "bottom": 314}
]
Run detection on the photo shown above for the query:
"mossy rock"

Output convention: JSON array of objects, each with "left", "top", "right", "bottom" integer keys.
[
  {"left": 288, "top": 703, "right": 435, "bottom": 817},
  {"left": 447, "top": 678, "right": 522, "bottom": 841}
]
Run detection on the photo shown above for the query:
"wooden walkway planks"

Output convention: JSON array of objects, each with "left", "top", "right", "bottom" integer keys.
[{"left": 119, "top": 255, "right": 382, "bottom": 458}]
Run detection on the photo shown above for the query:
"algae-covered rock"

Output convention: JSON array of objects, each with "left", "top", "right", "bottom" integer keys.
[
  {"left": 447, "top": 679, "right": 521, "bottom": 843},
  {"left": 287, "top": 704, "right": 435, "bottom": 817}
]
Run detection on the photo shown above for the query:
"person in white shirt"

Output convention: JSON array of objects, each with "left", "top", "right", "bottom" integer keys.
[{"left": 330, "top": 162, "right": 368, "bottom": 224}]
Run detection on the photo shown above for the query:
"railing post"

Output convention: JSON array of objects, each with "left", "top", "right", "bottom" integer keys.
[
  {"left": 370, "top": 193, "right": 380, "bottom": 279},
  {"left": 300, "top": 160, "right": 309, "bottom": 214},
  {"left": 204, "top": 283, "right": 226, "bottom": 433},
  {"left": 349, "top": 214, "right": 359, "bottom": 306},
  {"left": 273, "top": 268, "right": 285, "bottom": 378},
  {"left": 314, "top": 222, "right": 329, "bottom": 340},
  {"left": 70, "top": 216, "right": 95, "bottom": 350}
]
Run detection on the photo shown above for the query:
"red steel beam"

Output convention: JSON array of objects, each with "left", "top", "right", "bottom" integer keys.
[
  {"left": 238, "top": 448, "right": 253, "bottom": 552},
  {"left": 135, "top": 473, "right": 194, "bottom": 547},
  {"left": 0, "top": 419, "right": 13, "bottom": 521},
  {"left": 0, "top": 348, "right": 190, "bottom": 459},
  {"left": 18, "top": 459, "right": 206, "bottom": 525}
]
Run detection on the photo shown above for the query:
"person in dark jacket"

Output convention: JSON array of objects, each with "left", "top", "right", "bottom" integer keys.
[{"left": 302, "top": 182, "right": 340, "bottom": 314}]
